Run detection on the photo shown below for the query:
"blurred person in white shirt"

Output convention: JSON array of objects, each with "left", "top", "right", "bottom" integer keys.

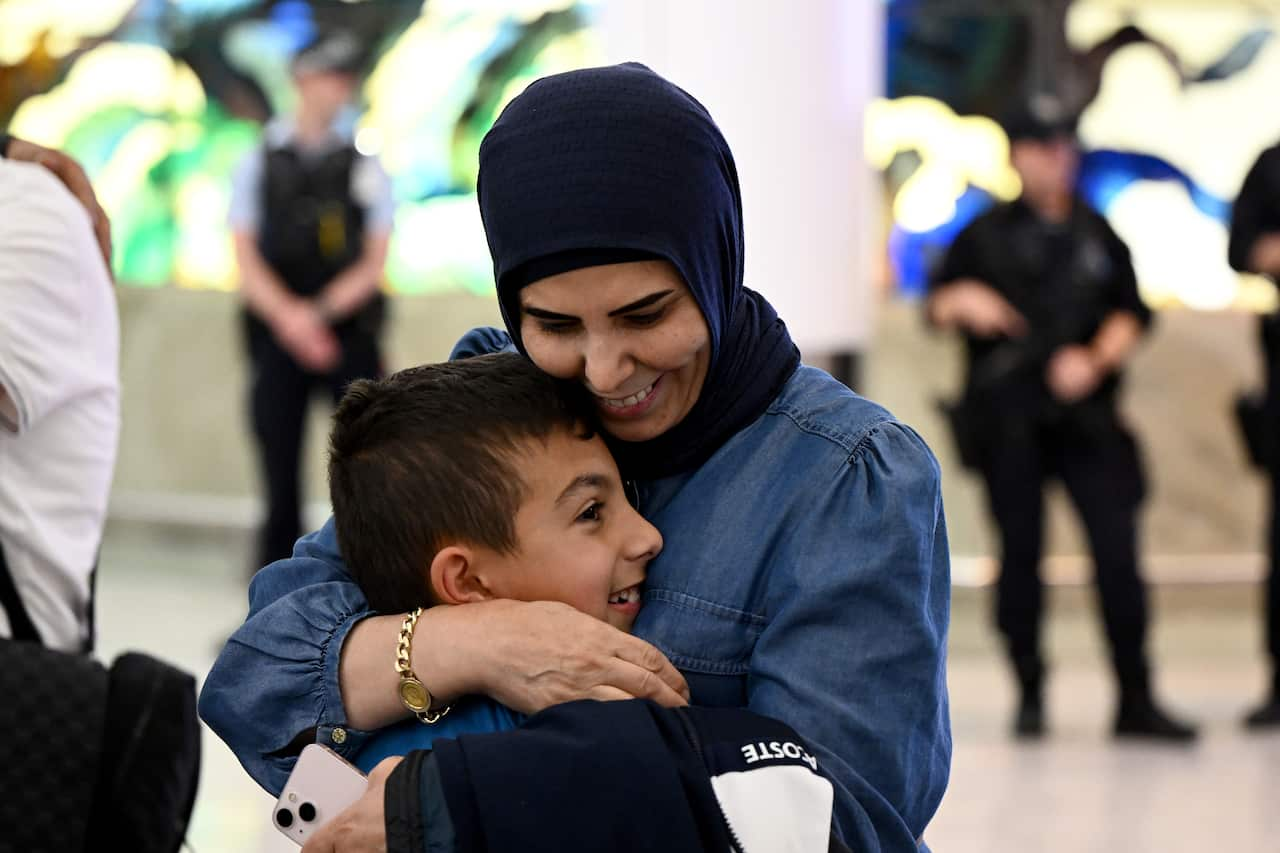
[{"left": 0, "top": 154, "right": 119, "bottom": 652}]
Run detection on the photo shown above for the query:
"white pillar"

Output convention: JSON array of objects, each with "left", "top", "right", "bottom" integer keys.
[{"left": 598, "top": 0, "right": 883, "bottom": 356}]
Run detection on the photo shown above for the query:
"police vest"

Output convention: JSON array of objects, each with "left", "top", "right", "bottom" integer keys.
[{"left": 258, "top": 143, "right": 369, "bottom": 298}]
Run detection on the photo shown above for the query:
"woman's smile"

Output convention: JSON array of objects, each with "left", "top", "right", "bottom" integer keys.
[{"left": 594, "top": 375, "right": 662, "bottom": 418}]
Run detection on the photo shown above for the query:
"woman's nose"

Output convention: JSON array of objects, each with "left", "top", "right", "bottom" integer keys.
[{"left": 583, "top": 335, "right": 634, "bottom": 396}]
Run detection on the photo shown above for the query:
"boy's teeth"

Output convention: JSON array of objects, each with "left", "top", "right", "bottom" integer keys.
[{"left": 610, "top": 585, "right": 639, "bottom": 604}]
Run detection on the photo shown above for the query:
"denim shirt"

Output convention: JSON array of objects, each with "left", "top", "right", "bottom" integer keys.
[{"left": 200, "top": 361, "right": 951, "bottom": 850}]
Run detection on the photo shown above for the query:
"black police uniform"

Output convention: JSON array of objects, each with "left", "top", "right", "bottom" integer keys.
[
  {"left": 1228, "top": 141, "right": 1280, "bottom": 714},
  {"left": 245, "top": 140, "right": 385, "bottom": 569},
  {"left": 931, "top": 196, "right": 1155, "bottom": 704}
]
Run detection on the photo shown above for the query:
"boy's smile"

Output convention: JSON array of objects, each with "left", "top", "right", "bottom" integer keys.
[
  {"left": 607, "top": 583, "right": 643, "bottom": 621},
  {"left": 469, "top": 429, "right": 661, "bottom": 631}
]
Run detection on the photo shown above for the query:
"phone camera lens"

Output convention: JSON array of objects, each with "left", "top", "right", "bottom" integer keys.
[
  {"left": 275, "top": 808, "right": 294, "bottom": 828},
  {"left": 299, "top": 802, "right": 317, "bottom": 822}
]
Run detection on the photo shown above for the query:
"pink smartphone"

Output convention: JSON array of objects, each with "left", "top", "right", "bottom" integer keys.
[{"left": 273, "top": 744, "right": 369, "bottom": 846}]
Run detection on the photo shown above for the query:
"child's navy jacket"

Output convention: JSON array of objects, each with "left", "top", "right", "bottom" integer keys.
[{"left": 385, "top": 698, "right": 869, "bottom": 853}]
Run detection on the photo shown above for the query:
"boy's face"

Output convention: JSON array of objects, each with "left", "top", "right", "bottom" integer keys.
[{"left": 478, "top": 429, "right": 662, "bottom": 631}]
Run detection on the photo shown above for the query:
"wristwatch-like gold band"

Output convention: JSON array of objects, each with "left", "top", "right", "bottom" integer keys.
[{"left": 396, "top": 607, "right": 450, "bottom": 724}]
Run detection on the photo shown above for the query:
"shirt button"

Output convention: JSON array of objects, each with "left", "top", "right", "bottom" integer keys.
[{"left": 330, "top": 727, "right": 347, "bottom": 745}]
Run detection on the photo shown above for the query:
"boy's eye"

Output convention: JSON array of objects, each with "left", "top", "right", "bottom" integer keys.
[{"left": 577, "top": 501, "right": 604, "bottom": 523}]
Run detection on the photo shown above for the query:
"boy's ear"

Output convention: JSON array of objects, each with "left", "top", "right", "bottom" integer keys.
[{"left": 429, "top": 545, "right": 497, "bottom": 606}]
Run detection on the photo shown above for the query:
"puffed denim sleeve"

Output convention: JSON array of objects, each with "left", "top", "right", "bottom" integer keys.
[
  {"left": 198, "top": 518, "right": 375, "bottom": 795},
  {"left": 449, "top": 326, "right": 515, "bottom": 360},
  {"left": 752, "top": 421, "right": 951, "bottom": 850}
]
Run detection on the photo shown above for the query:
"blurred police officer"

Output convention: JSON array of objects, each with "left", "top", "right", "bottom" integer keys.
[
  {"left": 229, "top": 30, "right": 394, "bottom": 571},
  {"left": 1228, "top": 141, "right": 1280, "bottom": 728},
  {"left": 927, "top": 95, "right": 1196, "bottom": 742}
]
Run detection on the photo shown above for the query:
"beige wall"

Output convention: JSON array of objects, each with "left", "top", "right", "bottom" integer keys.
[
  {"left": 110, "top": 288, "right": 503, "bottom": 527},
  {"left": 111, "top": 289, "right": 1272, "bottom": 571}
]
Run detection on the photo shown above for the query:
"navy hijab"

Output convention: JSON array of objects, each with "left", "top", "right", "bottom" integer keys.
[{"left": 477, "top": 62, "right": 800, "bottom": 481}]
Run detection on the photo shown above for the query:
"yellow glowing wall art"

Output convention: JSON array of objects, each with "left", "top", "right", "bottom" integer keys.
[
  {"left": 865, "top": 96, "right": 1020, "bottom": 235},
  {"left": 875, "top": 1, "right": 1280, "bottom": 312}
]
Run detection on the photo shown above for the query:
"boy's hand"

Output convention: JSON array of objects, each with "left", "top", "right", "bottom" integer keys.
[
  {"left": 471, "top": 599, "right": 690, "bottom": 713},
  {"left": 301, "top": 756, "right": 400, "bottom": 853}
]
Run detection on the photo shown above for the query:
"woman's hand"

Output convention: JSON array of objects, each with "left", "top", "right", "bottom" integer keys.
[
  {"left": 339, "top": 599, "right": 689, "bottom": 732},
  {"left": 301, "top": 757, "right": 400, "bottom": 853},
  {"left": 463, "top": 599, "right": 690, "bottom": 714}
]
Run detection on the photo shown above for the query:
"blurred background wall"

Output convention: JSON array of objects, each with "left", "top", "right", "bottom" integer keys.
[{"left": 3, "top": 0, "right": 1278, "bottom": 573}]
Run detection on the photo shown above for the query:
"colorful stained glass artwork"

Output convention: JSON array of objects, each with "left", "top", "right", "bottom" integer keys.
[{"left": 0, "top": 0, "right": 599, "bottom": 295}]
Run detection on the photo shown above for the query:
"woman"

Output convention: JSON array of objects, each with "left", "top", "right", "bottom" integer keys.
[{"left": 202, "top": 63, "right": 951, "bottom": 848}]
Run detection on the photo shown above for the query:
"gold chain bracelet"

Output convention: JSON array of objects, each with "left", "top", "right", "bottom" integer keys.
[{"left": 395, "top": 607, "right": 451, "bottom": 725}]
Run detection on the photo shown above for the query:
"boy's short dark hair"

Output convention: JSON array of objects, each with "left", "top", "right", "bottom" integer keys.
[{"left": 328, "top": 353, "right": 597, "bottom": 614}]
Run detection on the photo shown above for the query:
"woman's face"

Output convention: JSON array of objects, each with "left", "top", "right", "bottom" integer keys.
[{"left": 519, "top": 260, "right": 712, "bottom": 442}]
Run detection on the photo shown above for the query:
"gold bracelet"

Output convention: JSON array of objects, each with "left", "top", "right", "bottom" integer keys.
[{"left": 395, "top": 607, "right": 451, "bottom": 724}]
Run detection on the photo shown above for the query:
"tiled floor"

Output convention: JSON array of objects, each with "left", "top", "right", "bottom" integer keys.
[
  {"left": 936, "top": 585, "right": 1280, "bottom": 852},
  {"left": 94, "top": 525, "right": 1280, "bottom": 852}
]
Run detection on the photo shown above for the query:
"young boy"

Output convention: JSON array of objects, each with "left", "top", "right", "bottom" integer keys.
[{"left": 325, "top": 353, "right": 661, "bottom": 770}]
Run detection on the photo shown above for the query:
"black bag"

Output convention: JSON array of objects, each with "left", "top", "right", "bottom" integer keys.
[
  {"left": 0, "top": 638, "right": 108, "bottom": 852},
  {"left": 0, "top": 641, "right": 201, "bottom": 853},
  {"left": 0, "top": 543, "right": 200, "bottom": 853}
]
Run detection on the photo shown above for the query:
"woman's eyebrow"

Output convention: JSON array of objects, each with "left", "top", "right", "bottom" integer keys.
[
  {"left": 607, "top": 289, "right": 674, "bottom": 317},
  {"left": 523, "top": 289, "right": 675, "bottom": 320},
  {"left": 523, "top": 305, "right": 576, "bottom": 320}
]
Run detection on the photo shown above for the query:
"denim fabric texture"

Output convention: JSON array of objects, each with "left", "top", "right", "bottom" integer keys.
[{"left": 199, "top": 357, "right": 951, "bottom": 849}]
